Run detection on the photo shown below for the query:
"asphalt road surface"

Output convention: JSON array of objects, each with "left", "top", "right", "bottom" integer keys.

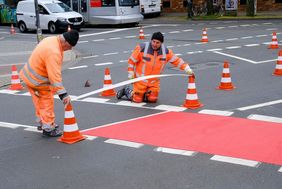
[{"left": 0, "top": 19, "right": 282, "bottom": 189}]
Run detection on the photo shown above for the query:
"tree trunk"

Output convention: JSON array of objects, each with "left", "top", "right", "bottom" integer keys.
[
  {"left": 207, "top": 0, "right": 214, "bottom": 15},
  {"left": 246, "top": 0, "right": 255, "bottom": 16}
]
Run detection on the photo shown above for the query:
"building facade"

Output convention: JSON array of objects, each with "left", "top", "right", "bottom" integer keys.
[{"left": 162, "top": 0, "right": 282, "bottom": 12}]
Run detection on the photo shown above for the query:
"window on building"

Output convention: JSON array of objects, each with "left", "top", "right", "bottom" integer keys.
[
  {"left": 275, "top": 0, "right": 282, "bottom": 3},
  {"left": 163, "top": 0, "right": 170, "bottom": 8},
  {"left": 240, "top": 0, "right": 246, "bottom": 5}
]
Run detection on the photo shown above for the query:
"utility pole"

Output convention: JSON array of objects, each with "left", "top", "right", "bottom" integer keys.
[{"left": 34, "top": 0, "right": 43, "bottom": 43}]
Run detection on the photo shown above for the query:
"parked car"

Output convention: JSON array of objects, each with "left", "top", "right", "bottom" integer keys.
[{"left": 16, "top": 0, "right": 84, "bottom": 33}]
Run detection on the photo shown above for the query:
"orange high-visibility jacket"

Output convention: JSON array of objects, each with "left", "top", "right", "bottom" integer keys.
[
  {"left": 20, "top": 36, "right": 67, "bottom": 97},
  {"left": 128, "top": 42, "right": 189, "bottom": 84}
]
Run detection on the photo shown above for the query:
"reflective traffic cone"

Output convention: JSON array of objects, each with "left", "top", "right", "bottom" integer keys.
[
  {"left": 183, "top": 75, "right": 204, "bottom": 109},
  {"left": 273, "top": 50, "right": 282, "bottom": 76},
  {"left": 217, "top": 61, "right": 236, "bottom": 90},
  {"left": 84, "top": 80, "right": 91, "bottom": 87},
  {"left": 9, "top": 65, "right": 24, "bottom": 90},
  {"left": 57, "top": 103, "right": 86, "bottom": 144},
  {"left": 139, "top": 26, "right": 145, "bottom": 40},
  {"left": 201, "top": 28, "right": 208, "bottom": 42},
  {"left": 100, "top": 68, "right": 116, "bottom": 97},
  {"left": 268, "top": 32, "right": 279, "bottom": 49},
  {"left": 67, "top": 25, "right": 71, "bottom": 32},
  {"left": 10, "top": 24, "right": 16, "bottom": 35}
]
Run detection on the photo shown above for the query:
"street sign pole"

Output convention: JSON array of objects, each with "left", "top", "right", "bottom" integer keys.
[{"left": 34, "top": 0, "right": 43, "bottom": 43}]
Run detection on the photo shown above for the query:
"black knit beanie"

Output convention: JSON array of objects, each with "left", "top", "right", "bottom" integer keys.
[
  {"left": 63, "top": 30, "right": 79, "bottom": 46},
  {"left": 151, "top": 32, "right": 164, "bottom": 43}
]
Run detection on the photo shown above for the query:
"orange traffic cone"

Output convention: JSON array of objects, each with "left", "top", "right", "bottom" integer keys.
[
  {"left": 273, "top": 50, "right": 282, "bottom": 76},
  {"left": 201, "top": 28, "right": 208, "bottom": 42},
  {"left": 183, "top": 75, "right": 204, "bottom": 109},
  {"left": 100, "top": 68, "right": 116, "bottom": 97},
  {"left": 9, "top": 65, "right": 24, "bottom": 90},
  {"left": 10, "top": 24, "right": 16, "bottom": 35},
  {"left": 67, "top": 25, "right": 71, "bottom": 32},
  {"left": 268, "top": 32, "right": 279, "bottom": 49},
  {"left": 217, "top": 61, "right": 236, "bottom": 90},
  {"left": 57, "top": 103, "right": 86, "bottom": 144},
  {"left": 139, "top": 26, "right": 145, "bottom": 40}
]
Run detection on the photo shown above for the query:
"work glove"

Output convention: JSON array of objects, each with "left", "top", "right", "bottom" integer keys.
[
  {"left": 184, "top": 66, "right": 194, "bottom": 76},
  {"left": 63, "top": 95, "right": 71, "bottom": 107},
  {"left": 128, "top": 71, "right": 134, "bottom": 80}
]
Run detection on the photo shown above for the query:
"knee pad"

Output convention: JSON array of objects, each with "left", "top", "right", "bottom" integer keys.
[
  {"left": 132, "top": 93, "right": 143, "bottom": 103},
  {"left": 147, "top": 92, "right": 158, "bottom": 103}
]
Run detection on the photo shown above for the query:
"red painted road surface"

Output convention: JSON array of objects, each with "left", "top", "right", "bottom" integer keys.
[{"left": 82, "top": 112, "right": 282, "bottom": 165}]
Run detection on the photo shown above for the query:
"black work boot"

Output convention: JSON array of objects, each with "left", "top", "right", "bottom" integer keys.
[
  {"left": 42, "top": 128, "right": 62, "bottom": 137},
  {"left": 116, "top": 87, "right": 126, "bottom": 99},
  {"left": 38, "top": 123, "right": 59, "bottom": 131}
]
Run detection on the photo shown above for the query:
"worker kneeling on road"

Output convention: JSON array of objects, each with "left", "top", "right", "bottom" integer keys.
[
  {"left": 20, "top": 30, "right": 79, "bottom": 137},
  {"left": 117, "top": 32, "right": 194, "bottom": 103}
]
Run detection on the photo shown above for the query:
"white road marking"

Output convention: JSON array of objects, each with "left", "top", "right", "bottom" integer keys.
[
  {"left": 207, "top": 48, "right": 223, "bottom": 52},
  {"left": 198, "top": 109, "right": 233, "bottom": 116},
  {"left": 0, "top": 62, "right": 26, "bottom": 66},
  {"left": 194, "top": 42, "right": 206, "bottom": 45},
  {"left": 240, "top": 24, "right": 250, "bottom": 27},
  {"left": 262, "top": 23, "right": 272, "bottom": 25},
  {"left": 256, "top": 34, "right": 268, "bottom": 37},
  {"left": 105, "top": 139, "right": 143, "bottom": 148},
  {"left": 228, "top": 26, "right": 238, "bottom": 28},
  {"left": 225, "top": 38, "right": 238, "bottom": 41},
  {"left": 169, "top": 31, "right": 180, "bottom": 34},
  {"left": 24, "top": 127, "right": 41, "bottom": 133},
  {"left": 187, "top": 51, "right": 203, "bottom": 54},
  {"left": 0, "top": 121, "right": 36, "bottom": 130},
  {"left": 154, "top": 105, "right": 186, "bottom": 112},
  {"left": 68, "top": 65, "right": 88, "bottom": 70},
  {"left": 183, "top": 44, "right": 191, "bottom": 46},
  {"left": 94, "top": 62, "right": 113, "bottom": 66},
  {"left": 241, "top": 36, "right": 253, "bottom": 39},
  {"left": 211, "top": 155, "right": 261, "bottom": 167},
  {"left": 119, "top": 60, "right": 128, "bottom": 62},
  {"left": 244, "top": 44, "right": 260, "bottom": 47},
  {"left": 237, "top": 99, "right": 282, "bottom": 111},
  {"left": 226, "top": 46, "right": 241, "bottom": 49},
  {"left": 213, "top": 51, "right": 257, "bottom": 64},
  {"left": 0, "top": 89, "right": 19, "bottom": 94},
  {"left": 167, "top": 45, "right": 174, "bottom": 48},
  {"left": 211, "top": 40, "right": 224, "bottom": 43},
  {"left": 81, "top": 97, "right": 110, "bottom": 103},
  {"left": 154, "top": 147, "right": 197, "bottom": 156},
  {"left": 247, "top": 114, "right": 282, "bottom": 123},
  {"left": 82, "top": 55, "right": 99, "bottom": 59},
  {"left": 124, "top": 35, "right": 136, "bottom": 38},
  {"left": 278, "top": 167, "right": 282, "bottom": 173},
  {"left": 103, "top": 52, "right": 118, "bottom": 56},
  {"left": 175, "top": 53, "right": 182, "bottom": 56},
  {"left": 109, "top": 37, "right": 121, "bottom": 40},
  {"left": 116, "top": 101, "right": 146, "bottom": 107},
  {"left": 78, "top": 41, "right": 88, "bottom": 44},
  {"left": 182, "top": 29, "right": 194, "bottom": 32},
  {"left": 215, "top": 27, "right": 225, "bottom": 29},
  {"left": 92, "top": 39, "right": 105, "bottom": 42}
]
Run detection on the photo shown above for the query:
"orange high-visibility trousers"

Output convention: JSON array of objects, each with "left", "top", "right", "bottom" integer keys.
[
  {"left": 132, "top": 81, "right": 160, "bottom": 103},
  {"left": 27, "top": 86, "right": 55, "bottom": 129}
]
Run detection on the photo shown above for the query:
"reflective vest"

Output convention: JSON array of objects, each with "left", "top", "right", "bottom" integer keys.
[
  {"left": 128, "top": 42, "right": 189, "bottom": 83},
  {"left": 20, "top": 36, "right": 66, "bottom": 95}
]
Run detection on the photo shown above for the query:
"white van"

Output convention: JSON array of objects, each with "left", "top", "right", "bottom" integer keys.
[
  {"left": 140, "top": 0, "right": 161, "bottom": 16},
  {"left": 16, "top": 0, "right": 84, "bottom": 33}
]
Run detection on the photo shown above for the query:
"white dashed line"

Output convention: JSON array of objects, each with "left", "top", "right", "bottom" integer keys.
[
  {"left": 256, "top": 34, "right": 268, "bottom": 37},
  {"left": 240, "top": 24, "right": 250, "bottom": 27},
  {"left": 154, "top": 105, "right": 186, "bottom": 112},
  {"left": 183, "top": 44, "right": 191, "bottom": 46},
  {"left": 266, "top": 28, "right": 278, "bottom": 31},
  {"left": 119, "top": 60, "right": 128, "bottom": 62},
  {"left": 198, "top": 109, "right": 233, "bottom": 116},
  {"left": 182, "top": 29, "right": 194, "bottom": 32},
  {"left": 94, "top": 62, "right": 113, "bottom": 66},
  {"left": 228, "top": 26, "right": 238, "bottom": 28},
  {"left": 82, "top": 55, "right": 99, "bottom": 59},
  {"left": 241, "top": 36, "right": 253, "bottom": 39},
  {"left": 244, "top": 44, "right": 260, "bottom": 47},
  {"left": 211, "top": 40, "right": 224, "bottom": 43},
  {"left": 109, "top": 37, "right": 121, "bottom": 40},
  {"left": 124, "top": 35, "right": 136, "bottom": 38},
  {"left": 78, "top": 41, "right": 88, "bottom": 44},
  {"left": 169, "top": 31, "right": 180, "bottom": 34},
  {"left": 211, "top": 155, "right": 261, "bottom": 167},
  {"left": 187, "top": 51, "right": 203, "bottom": 54},
  {"left": 103, "top": 52, "right": 118, "bottom": 56},
  {"left": 154, "top": 147, "right": 197, "bottom": 156},
  {"left": 167, "top": 45, "right": 174, "bottom": 48},
  {"left": 226, "top": 46, "right": 241, "bottom": 49},
  {"left": 175, "top": 53, "right": 182, "bottom": 56},
  {"left": 237, "top": 99, "right": 282, "bottom": 111},
  {"left": 247, "top": 114, "right": 282, "bottom": 123},
  {"left": 0, "top": 89, "right": 19, "bottom": 94},
  {"left": 215, "top": 27, "right": 225, "bottom": 29},
  {"left": 262, "top": 23, "right": 272, "bottom": 25},
  {"left": 206, "top": 48, "right": 223, "bottom": 51},
  {"left": 225, "top": 38, "right": 238, "bottom": 41},
  {"left": 194, "top": 42, "right": 206, "bottom": 45},
  {"left": 105, "top": 139, "right": 144, "bottom": 148},
  {"left": 68, "top": 65, "right": 88, "bottom": 70},
  {"left": 92, "top": 39, "right": 105, "bottom": 42}
]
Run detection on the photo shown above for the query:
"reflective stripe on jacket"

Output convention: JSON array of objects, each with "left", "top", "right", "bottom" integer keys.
[
  {"left": 128, "top": 42, "right": 189, "bottom": 83},
  {"left": 20, "top": 36, "right": 66, "bottom": 95}
]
